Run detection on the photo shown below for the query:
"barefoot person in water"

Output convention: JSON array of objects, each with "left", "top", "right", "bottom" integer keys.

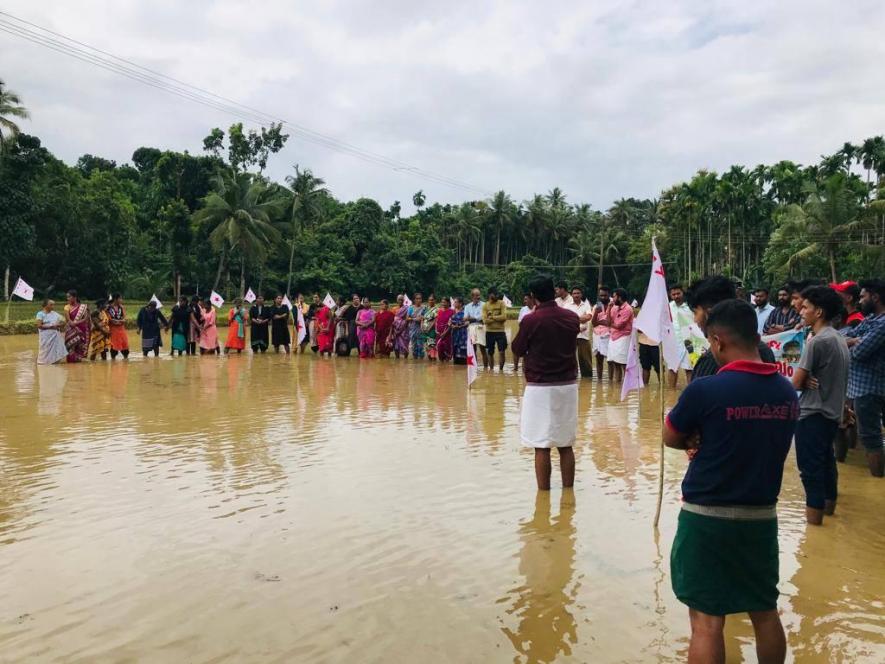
[
  {"left": 511, "top": 275, "right": 580, "bottom": 491},
  {"left": 664, "top": 299, "right": 798, "bottom": 664}
]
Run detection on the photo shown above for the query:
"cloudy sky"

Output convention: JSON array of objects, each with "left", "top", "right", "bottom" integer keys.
[{"left": 2, "top": 1, "right": 884, "bottom": 213}]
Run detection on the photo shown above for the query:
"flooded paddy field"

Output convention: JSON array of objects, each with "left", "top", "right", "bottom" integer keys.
[{"left": 0, "top": 332, "right": 883, "bottom": 663}]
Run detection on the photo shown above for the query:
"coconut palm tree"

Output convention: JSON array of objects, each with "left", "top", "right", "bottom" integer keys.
[
  {"left": 779, "top": 173, "right": 867, "bottom": 282},
  {"left": 195, "top": 169, "right": 283, "bottom": 293},
  {"left": 412, "top": 190, "right": 426, "bottom": 210},
  {"left": 284, "top": 165, "right": 327, "bottom": 296},
  {"left": 0, "top": 79, "right": 29, "bottom": 153}
]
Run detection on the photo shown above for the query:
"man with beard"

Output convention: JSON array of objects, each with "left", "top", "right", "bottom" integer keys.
[
  {"left": 604, "top": 288, "right": 634, "bottom": 383},
  {"left": 763, "top": 287, "right": 801, "bottom": 334},
  {"left": 842, "top": 278, "right": 885, "bottom": 477},
  {"left": 753, "top": 288, "right": 775, "bottom": 335},
  {"left": 669, "top": 284, "right": 695, "bottom": 387},
  {"left": 591, "top": 285, "right": 612, "bottom": 382}
]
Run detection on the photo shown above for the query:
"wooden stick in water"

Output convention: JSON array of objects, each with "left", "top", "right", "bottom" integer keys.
[{"left": 653, "top": 341, "right": 665, "bottom": 529}]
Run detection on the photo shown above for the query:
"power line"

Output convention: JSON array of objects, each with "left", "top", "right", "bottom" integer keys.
[{"left": 0, "top": 11, "right": 493, "bottom": 197}]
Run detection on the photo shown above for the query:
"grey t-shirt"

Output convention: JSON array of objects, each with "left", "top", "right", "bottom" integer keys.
[{"left": 798, "top": 326, "right": 850, "bottom": 421}]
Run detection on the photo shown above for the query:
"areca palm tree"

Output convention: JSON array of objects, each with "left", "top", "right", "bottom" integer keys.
[
  {"left": 195, "top": 169, "right": 283, "bottom": 292},
  {"left": 488, "top": 190, "right": 515, "bottom": 266},
  {"left": 779, "top": 173, "right": 868, "bottom": 282},
  {"left": 0, "top": 79, "right": 29, "bottom": 153},
  {"left": 284, "top": 165, "right": 327, "bottom": 295},
  {"left": 451, "top": 203, "right": 481, "bottom": 269},
  {"left": 412, "top": 190, "right": 426, "bottom": 210}
]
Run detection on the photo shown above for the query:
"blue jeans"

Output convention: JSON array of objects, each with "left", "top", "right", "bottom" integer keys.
[
  {"left": 854, "top": 393, "right": 885, "bottom": 452},
  {"left": 795, "top": 414, "right": 839, "bottom": 510}
]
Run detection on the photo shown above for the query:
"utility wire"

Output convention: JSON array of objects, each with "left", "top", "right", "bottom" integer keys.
[{"left": 0, "top": 11, "right": 493, "bottom": 196}]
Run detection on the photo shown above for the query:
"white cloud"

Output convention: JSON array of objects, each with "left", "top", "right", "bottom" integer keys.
[{"left": 2, "top": 0, "right": 883, "bottom": 212}]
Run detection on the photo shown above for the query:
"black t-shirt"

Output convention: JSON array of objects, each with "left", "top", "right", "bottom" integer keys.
[{"left": 692, "top": 341, "right": 776, "bottom": 379}]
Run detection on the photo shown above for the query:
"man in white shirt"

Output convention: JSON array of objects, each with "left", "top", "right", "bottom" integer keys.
[
  {"left": 463, "top": 288, "right": 488, "bottom": 368},
  {"left": 517, "top": 294, "right": 535, "bottom": 323},
  {"left": 555, "top": 281, "right": 573, "bottom": 308},
  {"left": 567, "top": 286, "right": 595, "bottom": 379},
  {"left": 668, "top": 284, "right": 695, "bottom": 387},
  {"left": 754, "top": 288, "right": 775, "bottom": 335}
]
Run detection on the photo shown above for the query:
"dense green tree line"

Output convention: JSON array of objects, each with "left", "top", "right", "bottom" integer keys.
[{"left": 1, "top": 78, "right": 883, "bottom": 304}]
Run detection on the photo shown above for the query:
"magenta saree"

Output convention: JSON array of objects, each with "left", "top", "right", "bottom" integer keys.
[{"left": 65, "top": 303, "right": 91, "bottom": 363}]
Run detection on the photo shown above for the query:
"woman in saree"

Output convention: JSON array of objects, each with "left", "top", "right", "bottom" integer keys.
[
  {"left": 408, "top": 293, "right": 428, "bottom": 359},
  {"left": 36, "top": 299, "right": 68, "bottom": 365},
  {"left": 355, "top": 297, "right": 376, "bottom": 358},
  {"left": 315, "top": 301, "right": 334, "bottom": 356},
  {"left": 374, "top": 299, "right": 394, "bottom": 357},
  {"left": 435, "top": 297, "right": 455, "bottom": 362},
  {"left": 89, "top": 299, "right": 111, "bottom": 361},
  {"left": 391, "top": 294, "right": 410, "bottom": 359},
  {"left": 199, "top": 298, "right": 219, "bottom": 355},
  {"left": 422, "top": 294, "right": 440, "bottom": 361},
  {"left": 64, "top": 290, "right": 91, "bottom": 363},
  {"left": 107, "top": 293, "right": 129, "bottom": 359},
  {"left": 225, "top": 298, "right": 247, "bottom": 354},
  {"left": 188, "top": 295, "right": 203, "bottom": 356},
  {"left": 170, "top": 296, "right": 191, "bottom": 356},
  {"left": 450, "top": 296, "right": 469, "bottom": 365}
]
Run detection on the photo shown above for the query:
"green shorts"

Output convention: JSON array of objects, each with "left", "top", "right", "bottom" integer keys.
[{"left": 671, "top": 507, "right": 779, "bottom": 616}]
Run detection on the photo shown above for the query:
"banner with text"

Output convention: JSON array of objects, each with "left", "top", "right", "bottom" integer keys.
[{"left": 761, "top": 329, "right": 806, "bottom": 378}]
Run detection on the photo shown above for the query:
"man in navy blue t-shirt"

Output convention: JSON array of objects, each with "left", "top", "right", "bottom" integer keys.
[{"left": 664, "top": 299, "right": 798, "bottom": 664}]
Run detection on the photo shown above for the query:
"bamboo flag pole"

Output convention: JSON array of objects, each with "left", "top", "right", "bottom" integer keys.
[{"left": 653, "top": 343, "right": 666, "bottom": 528}]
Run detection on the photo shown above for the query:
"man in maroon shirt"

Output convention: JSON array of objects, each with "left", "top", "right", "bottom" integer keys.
[{"left": 512, "top": 275, "right": 580, "bottom": 490}]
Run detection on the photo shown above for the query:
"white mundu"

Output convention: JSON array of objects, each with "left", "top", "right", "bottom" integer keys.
[{"left": 520, "top": 383, "right": 578, "bottom": 448}]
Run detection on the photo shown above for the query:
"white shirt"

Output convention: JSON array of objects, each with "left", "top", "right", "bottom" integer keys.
[
  {"left": 669, "top": 301, "right": 693, "bottom": 342},
  {"left": 555, "top": 294, "right": 574, "bottom": 308},
  {"left": 518, "top": 305, "right": 532, "bottom": 322},
  {"left": 755, "top": 303, "right": 775, "bottom": 335},
  {"left": 567, "top": 300, "right": 594, "bottom": 340},
  {"left": 463, "top": 301, "right": 484, "bottom": 324}
]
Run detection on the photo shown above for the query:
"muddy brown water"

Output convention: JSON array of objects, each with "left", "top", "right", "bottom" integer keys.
[{"left": 1, "top": 331, "right": 883, "bottom": 663}]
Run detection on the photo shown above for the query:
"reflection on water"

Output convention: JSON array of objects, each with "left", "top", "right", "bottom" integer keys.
[
  {"left": 500, "top": 491, "right": 578, "bottom": 663},
  {"left": 0, "top": 330, "right": 883, "bottom": 663}
]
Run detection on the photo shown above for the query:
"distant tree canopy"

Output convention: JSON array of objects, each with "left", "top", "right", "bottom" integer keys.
[{"left": 1, "top": 96, "right": 883, "bottom": 302}]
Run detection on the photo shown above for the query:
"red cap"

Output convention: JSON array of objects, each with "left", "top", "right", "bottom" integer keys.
[{"left": 829, "top": 280, "right": 857, "bottom": 293}]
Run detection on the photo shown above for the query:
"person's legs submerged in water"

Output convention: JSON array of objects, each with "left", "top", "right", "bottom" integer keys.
[{"left": 533, "top": 447, "right": 575, "bottom": 490}]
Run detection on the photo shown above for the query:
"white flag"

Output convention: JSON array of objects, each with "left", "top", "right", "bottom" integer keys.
[
  {"left": 210, "top": 290, "right": 225, "bottom": 308},
  {"left": 466, "top": 333, "right": 478, "bottom": 388},
  {"left": 502, "top": 294, "right": 513, "bottom": 309},
  {"left": 296, "top": 306, "right": 307, "bottom": 344},
  {"left": 620, "top": 328, "right": 644, "bottom": 401},
  {"left": 150, "top": 293, "right": 163, "bottom": 309},
  {"left": 403, "top": 293, "right": 413, "bottom": 308},
  {"left": 11, "top": 277, "right": 34, "bottom": 301},
  {"left": 634, "top": 239, "right": 682, "bottom": 371},
  {"left": 281, "top": 294, "right": 293, "bottom": 310},
  {"left": 323, "top": 292, "right": 337, "bottom": 310},
  {"left": 244, "top": 288, "right": 256, "bottom": 304}
]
